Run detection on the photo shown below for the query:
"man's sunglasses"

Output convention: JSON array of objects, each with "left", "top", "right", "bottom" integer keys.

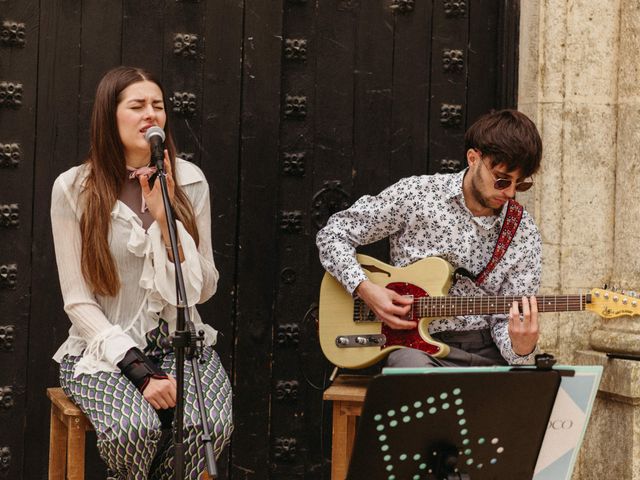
[{"left": 479, "top": 155, "right": 534, "bottom": 192}]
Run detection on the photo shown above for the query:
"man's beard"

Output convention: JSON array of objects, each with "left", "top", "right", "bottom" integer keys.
[{"left": 469, "top": 169, "right": 501, "bottom": 215}]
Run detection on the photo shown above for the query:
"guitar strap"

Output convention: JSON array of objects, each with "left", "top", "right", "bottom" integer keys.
[{"left": 474, "top": 198, "right": 524, "bottom": 286}]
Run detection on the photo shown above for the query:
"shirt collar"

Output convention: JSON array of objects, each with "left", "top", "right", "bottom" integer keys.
[
  {"left": 174, "top": 158, "right": 202, "bottom": 187},
  {"left": 442, "top": 168, "right": 466, "bottom": 199}
]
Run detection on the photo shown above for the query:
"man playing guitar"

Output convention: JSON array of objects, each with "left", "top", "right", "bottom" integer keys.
[{"left": 316, "top": 109, "right": 543, "bottom": 368}]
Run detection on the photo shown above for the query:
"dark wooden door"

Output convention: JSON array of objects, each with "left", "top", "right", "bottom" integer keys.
[{"left": 0, "top": 1, "right": 518, "bottom": 478}]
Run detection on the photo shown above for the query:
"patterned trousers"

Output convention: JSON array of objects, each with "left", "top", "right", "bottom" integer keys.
[{"left": 59, "top": 325, "right": 233, "bottom": 480}]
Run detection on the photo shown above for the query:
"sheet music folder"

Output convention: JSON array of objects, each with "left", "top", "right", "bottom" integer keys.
[{"left": 346, "top": 367, "right": 563, "bottom": 480}]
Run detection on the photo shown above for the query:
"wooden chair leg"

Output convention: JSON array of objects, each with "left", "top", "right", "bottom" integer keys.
[
  {"left": 49, "top": 406, "right": 66, "bottom": 480},
  {"left": 65, "top": 416, "right": 86, "bottom": 480},
  {"left": 331, "top": 401, "right": 349, "bottom": 480},
  {"left": 345, "top": 412, "right": 358, "bottom": 470}
]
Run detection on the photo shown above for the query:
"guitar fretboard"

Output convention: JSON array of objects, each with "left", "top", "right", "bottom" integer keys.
[
  {"left": 415, "top": 294, "right": 590, "bottom": 317},
  {"left": 353, "top": 294, "right": 592, "bottom": 322}
]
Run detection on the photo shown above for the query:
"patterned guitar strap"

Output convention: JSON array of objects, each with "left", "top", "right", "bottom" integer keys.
[{"left": 454, "top": 199, "right": 524, "bottom": 285}]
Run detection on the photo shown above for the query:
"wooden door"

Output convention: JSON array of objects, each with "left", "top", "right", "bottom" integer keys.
[{"left": 0, "top": 1, "right": 518, "bottom": 478}]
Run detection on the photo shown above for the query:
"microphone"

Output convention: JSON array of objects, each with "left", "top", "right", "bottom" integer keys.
[{"left": 144, "top": 126, "right": 166, "bottom": 170}]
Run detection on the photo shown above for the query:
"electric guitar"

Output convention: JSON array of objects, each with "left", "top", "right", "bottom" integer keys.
[{"left": 318, "top": 254, "right": 640, "bottom": 369}]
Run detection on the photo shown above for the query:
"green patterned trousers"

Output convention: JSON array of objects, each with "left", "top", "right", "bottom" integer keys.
[{"left": 59, "top": 336, "right": 233, "bottom": 479}]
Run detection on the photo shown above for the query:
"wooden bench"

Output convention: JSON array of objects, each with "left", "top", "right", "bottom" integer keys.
[
  {"left": 47, "top": 387, "right": 93, "bottom": 480},
  {"left": 322, "top": 375, "right": 371, "bottom": 480}
]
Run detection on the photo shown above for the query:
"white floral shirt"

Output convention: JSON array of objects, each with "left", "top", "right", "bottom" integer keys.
[{"left": 316, "top": 169, "right": 542, "bottom": 365}]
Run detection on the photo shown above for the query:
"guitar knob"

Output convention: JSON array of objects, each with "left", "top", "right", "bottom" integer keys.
[
  {"left": 336, "top": 337, "right": 349, "bottom": 346},
  {"left": 356, "top": 336, "right": 368, "bottom": 345}
]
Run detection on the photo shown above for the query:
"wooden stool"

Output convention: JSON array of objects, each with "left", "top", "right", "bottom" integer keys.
[
  {"left": 323, "top": 375, "right": 371, "bottom": 480},
  {"left": 47, "top": 387, "right": 93, "bottom": 480},
  {"left": 47, "top": 387, "right": 216, "bottom": 480}
]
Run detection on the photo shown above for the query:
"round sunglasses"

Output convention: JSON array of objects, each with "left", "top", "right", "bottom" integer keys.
[{"left": 479, "top": 156, "right": 534, "bottom": 192}]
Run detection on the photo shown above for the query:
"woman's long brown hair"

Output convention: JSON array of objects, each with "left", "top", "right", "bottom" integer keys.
[{"left": 80, "top": 66, "right": 199, "bottom": 296}]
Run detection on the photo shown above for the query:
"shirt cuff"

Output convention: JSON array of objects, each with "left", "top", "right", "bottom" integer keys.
[
  {"left": 341, "top": 265, "right": 370, "bottom": 295},
  {"left": 509, "top": 344, "right": 541, "bottom": 365},
  {"left": 74, "top": 325, "right": 138, "bottom": 376}
]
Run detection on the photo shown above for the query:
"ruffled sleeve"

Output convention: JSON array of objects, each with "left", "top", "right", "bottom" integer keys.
[
  {"left": 51, "top": 168, "right": 137, "bottom": 374},
  {"left": 73, "top": 325, "right": 139, "bottom": 375},
  {"left": 139, "top": 159, "right": 219, "bottom": 308},
  {"left": 144, "top": 220, "right": 205, "bottom": 306}
]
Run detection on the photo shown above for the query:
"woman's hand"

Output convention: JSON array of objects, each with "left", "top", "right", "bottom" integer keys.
[
  {"left": 143, "top": 374, "right": 177, "bottom": 410},
  {"left": 139, "top": 149, "right": 175, "bottom": 225},
  {"left": 138, "top": 151, "right": 183, "bottom": 261}
]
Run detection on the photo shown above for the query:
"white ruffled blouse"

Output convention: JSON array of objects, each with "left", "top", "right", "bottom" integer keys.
[{"left": 51, "top": 159, "right": 219, "bottom": 376}]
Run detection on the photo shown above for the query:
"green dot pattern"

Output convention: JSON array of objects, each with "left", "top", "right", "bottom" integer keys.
[{"left": 371, "top": 387, "right": 503, "bottom": 476}]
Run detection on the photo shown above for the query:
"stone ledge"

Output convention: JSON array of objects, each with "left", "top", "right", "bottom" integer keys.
[
  {"left": 575, "top": 349, "right": 640, "bottom": 403},
  {"left": 590, "top": 328, "right": 640, "bottom": 355}
]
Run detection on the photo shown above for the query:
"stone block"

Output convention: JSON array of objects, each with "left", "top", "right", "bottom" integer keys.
[
  {"left": 539, "top": 312, "right": 559, "bottom": 351},
  {"left": 540, "top": 0, "right": 568, "bottom": 103},
  {"left": 541, "top": 242, "right": 561, "bottom": 292},
  {"left": 556, "top": 312, "right": 598, "bottom": 362},
  {"left": 617, "top": 0, "right": 640, "bottom": 100},
  {"left": 560, "top": 243, "right": 612, "bottom": 290},
  {"left": 565, "top": 0, "right": 621, "bottom": 103},
  {"left": 613, "top": 104, "right": 640, "bottom": 285},
  {"left": 591, "top": 328, "right": 640, "bottom": 355},
  {"left": 537, "top": 102, "right": 565, "bottom": 245},
  {"left": 561, "top": 104, "right": 616, "bottom": 248},
  {"left": 518, "top": 2, "right": 542, "bottom": 105}
]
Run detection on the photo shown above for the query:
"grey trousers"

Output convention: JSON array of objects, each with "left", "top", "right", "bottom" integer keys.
[{"left": 386, "top": 329, "right": 508, "bottom": 368}]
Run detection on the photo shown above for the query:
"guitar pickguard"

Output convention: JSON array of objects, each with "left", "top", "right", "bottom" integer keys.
[{"left": 384, "top": 282, "right": 442, "bottom": 356}]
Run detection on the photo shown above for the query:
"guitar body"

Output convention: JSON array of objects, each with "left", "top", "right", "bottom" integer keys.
[
  {"left": 319, "top": 254, "right": 455, "bottom": 369},
  {"left": 319, "top": 254, "right": 639, "bottom": 369}
]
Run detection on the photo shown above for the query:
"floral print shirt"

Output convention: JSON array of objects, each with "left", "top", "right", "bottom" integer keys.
[{"left": 316, "top": 169, "right": 542, "bottom": 365}]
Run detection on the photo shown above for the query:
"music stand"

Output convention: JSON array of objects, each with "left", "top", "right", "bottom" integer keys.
[{"left": 346, "top": 368, "right": 563, "bottom": 480}]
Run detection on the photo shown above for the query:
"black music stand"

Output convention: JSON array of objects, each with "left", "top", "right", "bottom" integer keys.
[{"left": 346, "top": 368, "right": 563, "bottom": 480}]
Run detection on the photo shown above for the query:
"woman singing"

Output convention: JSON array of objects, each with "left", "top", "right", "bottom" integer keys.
[{"left": 50, "top": 66, "right": 233, "bottom": 479}]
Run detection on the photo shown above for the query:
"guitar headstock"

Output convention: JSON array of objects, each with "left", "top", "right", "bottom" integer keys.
[{"left": 587, "top": 288, "right": 640, "bottom": 318}]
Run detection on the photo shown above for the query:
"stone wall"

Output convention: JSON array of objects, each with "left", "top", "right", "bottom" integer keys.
[{"left": 518, "top": 1, "right": 640, "bottom": 478}]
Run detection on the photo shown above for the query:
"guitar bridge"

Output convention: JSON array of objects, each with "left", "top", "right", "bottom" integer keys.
[{"left": 335, "top": 334, "right": 386, "bottom": 348}]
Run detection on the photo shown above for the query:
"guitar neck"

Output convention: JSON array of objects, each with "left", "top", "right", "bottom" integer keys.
[{"left": 415, "top": 294, "right": 591, "bottom": 317}]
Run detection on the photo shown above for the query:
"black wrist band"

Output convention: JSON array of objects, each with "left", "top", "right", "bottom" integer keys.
[{"left": 117, "top": 347, "right": 168, "bottom": 392}]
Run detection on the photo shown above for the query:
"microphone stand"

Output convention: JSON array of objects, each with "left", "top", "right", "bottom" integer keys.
[{"left": 155, "top": 155, "right": 218, "bottom": 480}]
